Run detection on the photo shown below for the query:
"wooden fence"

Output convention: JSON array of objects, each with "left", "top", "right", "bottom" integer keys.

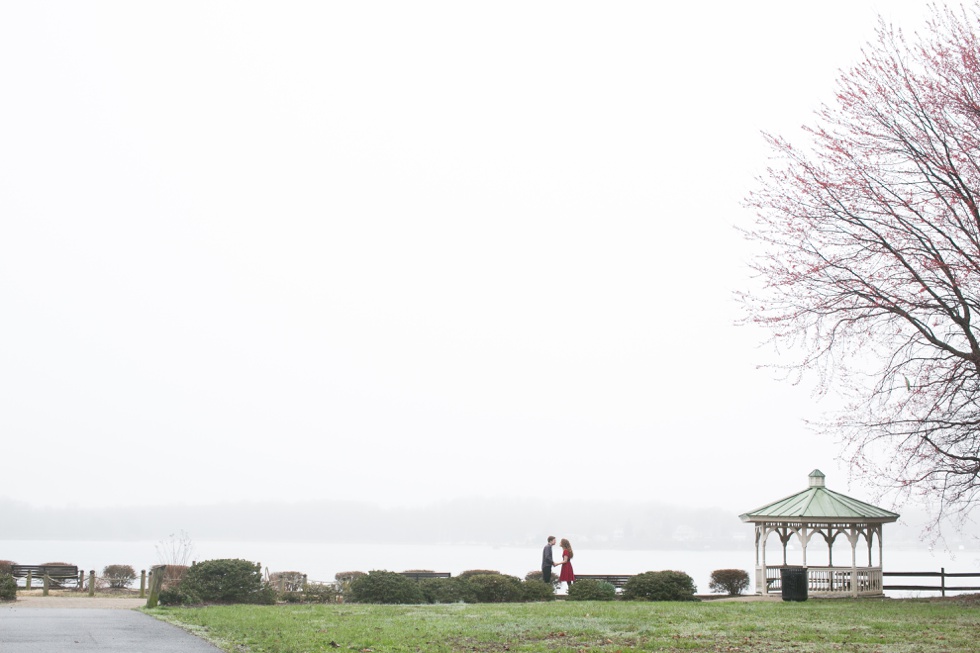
[{"left": 883, "top": 568, "right": 980, "bottom": 597}]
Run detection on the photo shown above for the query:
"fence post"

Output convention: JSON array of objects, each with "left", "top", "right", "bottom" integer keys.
[
  {"left": 941, "top": 567, "right": 946, "bottom": 598},
  {"left": 88, "top": 570, "right": 96, "bottom": 597},
  {"left": 42, "top": 574, "right": 49, "bottom": 596},
  {"left": 26, "top": 570, "right": 32, "bottom": 591},
  {"left": 140, "top": 570, "right": 146, "bottom": 598},
  {"left": 146, "top": 565, "right": 167, "bottom": 608}
]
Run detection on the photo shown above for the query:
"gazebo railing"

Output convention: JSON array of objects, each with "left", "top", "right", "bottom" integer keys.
[{"left": 759, "top": 565, "right": 883, "bottom": 596}]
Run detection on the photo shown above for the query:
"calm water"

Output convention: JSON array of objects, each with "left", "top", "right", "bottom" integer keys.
[{"left": 2, "top": 540, "right": 976, "bottom": 597}]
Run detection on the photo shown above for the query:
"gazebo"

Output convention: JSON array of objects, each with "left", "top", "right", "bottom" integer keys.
[{"left": 739, "top": 470, "right": 900, "bottom": 597}]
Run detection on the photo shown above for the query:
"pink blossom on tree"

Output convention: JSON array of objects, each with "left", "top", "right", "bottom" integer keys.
[{"left": 741, "top": 3, "right": 980, "bottom": 529}]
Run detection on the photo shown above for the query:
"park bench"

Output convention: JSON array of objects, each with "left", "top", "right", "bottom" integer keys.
[
  {"left": 399, "top": 571, "right": 452, "bottom": 581},
  {"left": 574, "top": 574, "right": 632, "bottom": 588},
  {"left": 9, "top": 564, "right": 80, "bottom": 588}
]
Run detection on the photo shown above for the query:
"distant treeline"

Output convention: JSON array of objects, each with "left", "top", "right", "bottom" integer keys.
[{"left": 0, "top": 497, "right": 962, "bottom": 549}]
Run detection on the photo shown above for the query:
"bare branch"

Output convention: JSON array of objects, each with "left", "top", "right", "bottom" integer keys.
[{"left": 742, "top": 3, "right": 980, "bottom": 535}]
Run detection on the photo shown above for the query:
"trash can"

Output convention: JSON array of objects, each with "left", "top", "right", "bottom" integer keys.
[{"left": 780, "top": 566, "right": 808, "bottom": 602}]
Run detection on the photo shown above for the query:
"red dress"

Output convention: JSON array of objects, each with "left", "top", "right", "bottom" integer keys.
[{"left": 558, "top": 550, "right": 575, "bottom": 582}]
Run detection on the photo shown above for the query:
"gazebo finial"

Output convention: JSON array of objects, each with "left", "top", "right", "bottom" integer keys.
[{"left": 808, "top": 469, "right": 826, "bottom": 487}]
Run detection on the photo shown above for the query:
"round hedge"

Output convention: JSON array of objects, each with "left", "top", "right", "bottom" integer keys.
[
  {"left": 623, "top": 570, "right": 698, "bottom": 601},
  {"left": 181, "top": 558, "right": 274, "bottom": 604},
  {"left": 349, "top": 570, "right": 425, "bottom": 604},
  {"left": 567, "top": 579, "right": 617, "bottom": 601}
]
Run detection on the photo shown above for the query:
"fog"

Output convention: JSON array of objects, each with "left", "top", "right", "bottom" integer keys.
[{"left": 0, "top": 2, "right": 948, "bottom": 531}]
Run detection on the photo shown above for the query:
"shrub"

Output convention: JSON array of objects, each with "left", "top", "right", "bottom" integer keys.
[
  {"left": 306, "top": 582, "right": 339, "bottom": 603},
  {"left": 102, "top": 564, "right": 137, "bottom": 589},
  {"left": 419, "top": 577, "right": 475, "bottom": 604},
  {"left": 158, "top": 586, "right": 200, "bottom": 606},
  {"left": 160, "top": 565, "right": 189, "bottom": 590},
  {"left": 181, "top": 559, "right": 271, "bottom": 604},
  {"left": 623, "top": 570, "right": 698, "bottom": 602},
  {"left": 467, "top": 574, "right": 525, "bottom": 603},
  {"left": 0, "top": 573, "right": 16, "bottom": 601},
  {"left": 458, "top": 569, "right": 500, "bottom": 579},
  {"left": 521, "top": 579, "right": 557, "bottom": 602},
  {"left": 280, "top": 582, "right": 338, "bottom": 604},
  {"left": 251, "top": 583, "right": 278, "bottom": 605},
  {"left": 335, "top": 571, "right": 365, "bottom": 597},
  {"left": 335, "top": 571, "right": 366, "bottom": 583},
  {"left": 270, "top": 571, "right": 306, "bottom": 592},
  {"left": 567, "top": 579, "right": 617, "bottom": 601},
  {"left": 709, "top": 569, "right": 750, "bottom": 596},
  {"left": 525, "top": 570, "right": 560, "bottom": 590},
  {"left": 0, "top": 560, "right": 14, "bottom": 575},
  {"left": 280, "top": 590, "right": 304, "bottom": 603},
  {"left": 349, "top": 570, "right": 424, "bottom": 604}
]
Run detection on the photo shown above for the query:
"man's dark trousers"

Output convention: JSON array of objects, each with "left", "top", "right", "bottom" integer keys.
[{"left": 542, "top": 543, "right": 554, "bottom": 583}]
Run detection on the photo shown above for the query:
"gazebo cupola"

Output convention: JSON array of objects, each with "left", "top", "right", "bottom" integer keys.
[{"left": 739, "top": 469, "right": 900, "bottom": 597}]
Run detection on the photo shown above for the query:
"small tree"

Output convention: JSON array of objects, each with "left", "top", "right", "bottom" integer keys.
[
  {"left": 102, "top": 564, "right": 137, "bottom": 589},
  {"left": 709, "top": 569, "right": 750, "bottom": 596},
  {"left": 741, "top": 3, "right": 980, "bottom": 530}
]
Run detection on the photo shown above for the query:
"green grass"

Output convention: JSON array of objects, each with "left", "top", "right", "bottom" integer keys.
[{"left": 146, "top": 597, "right": 980, "bottom": 652}]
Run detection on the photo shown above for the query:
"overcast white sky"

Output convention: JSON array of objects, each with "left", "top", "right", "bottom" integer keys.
[{"left": 1, "top": 2, "right": 939, "bottom": 514}]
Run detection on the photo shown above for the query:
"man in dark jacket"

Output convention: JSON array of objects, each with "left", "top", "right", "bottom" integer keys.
[{"left": 542, "top": 536, "right": 556, "bottom": 583}]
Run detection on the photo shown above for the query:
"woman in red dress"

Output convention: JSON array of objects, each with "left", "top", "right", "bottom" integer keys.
[{"left": 556, "top": 538, "right": 575, "bottom": 591}]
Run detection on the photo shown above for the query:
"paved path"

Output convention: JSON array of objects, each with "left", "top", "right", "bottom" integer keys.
[
  {"left": 0, "top": 599, "right": 221, "bottom": 652},
  {"left": 3, "top": 596, "right": 146, "bottom": 609}
]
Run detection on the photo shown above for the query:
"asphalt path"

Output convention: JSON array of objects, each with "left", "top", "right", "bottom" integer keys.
[{"left": 0, "top": 607, "right": 222, "bottom": 652}]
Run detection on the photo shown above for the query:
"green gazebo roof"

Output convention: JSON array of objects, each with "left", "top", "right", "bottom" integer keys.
[{"left": 739, "top": 470, "right": 900, "bottom": 523}]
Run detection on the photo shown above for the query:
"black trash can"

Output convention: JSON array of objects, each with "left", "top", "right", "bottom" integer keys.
[{"left": 780, "top": 566, "right": 808, "bottom": 602}]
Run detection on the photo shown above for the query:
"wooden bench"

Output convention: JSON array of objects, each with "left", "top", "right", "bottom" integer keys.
[
  {"left": 10, "top": 565, "right": 80, "bottom": 588},
  {"left": 574, "top": 574, "right": 633, "bottom": 588},
  {"left": 399, "top": 571, "right": 452, "bottom": 581}
]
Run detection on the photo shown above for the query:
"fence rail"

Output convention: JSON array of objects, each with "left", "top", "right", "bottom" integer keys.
[{"left": 883, "top": 568, "right": 980, "bottom": 597}]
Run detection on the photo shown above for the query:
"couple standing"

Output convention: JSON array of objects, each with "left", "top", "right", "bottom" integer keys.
[{"left": 541, "top": 536, "right": 574, "bottom": 591}]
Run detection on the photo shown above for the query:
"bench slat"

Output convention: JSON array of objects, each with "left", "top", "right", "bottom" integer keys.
[
  {"left": 10, "top": 565, "right": 79, "bottom": 578},
  {"left": 9, "top": 565, "right": 80, "bottom": 587},
  {"left": 574, "top": 574, "right": 633, "bottom": 588}
]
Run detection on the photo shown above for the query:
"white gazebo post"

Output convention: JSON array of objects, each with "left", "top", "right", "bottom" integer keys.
[{"left": 740, "top": 470, "right": 900, "bottom": 598}]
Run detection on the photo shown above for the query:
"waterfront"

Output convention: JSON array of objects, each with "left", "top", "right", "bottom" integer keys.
[{"left": 2, "top": 539, "right": 976, "bottom": 597}]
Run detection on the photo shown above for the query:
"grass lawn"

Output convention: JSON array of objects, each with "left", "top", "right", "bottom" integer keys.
[{"left": 146, "top": 596, "right": 980, "bottom": 652}]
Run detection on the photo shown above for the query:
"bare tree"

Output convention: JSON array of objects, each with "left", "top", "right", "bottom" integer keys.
[
  {"left": 155, "top": 530, "right": 195, "bottom": 588},
  {"left": 741, "top": 3, "right": 980, "bottom": 529},
  {"left": 156, "top": 530, "right": 195, "bottom": 566}
]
